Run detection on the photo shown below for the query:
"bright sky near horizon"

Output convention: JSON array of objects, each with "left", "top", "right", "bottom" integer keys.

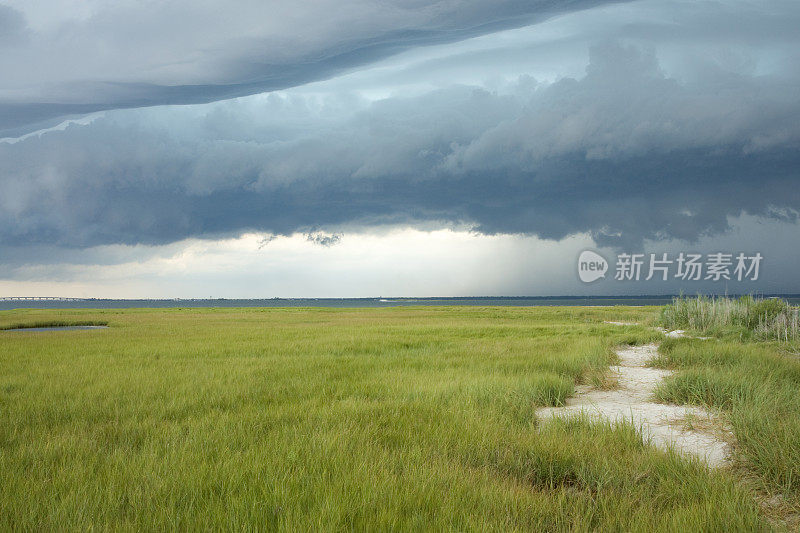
[{"left": 1, "top": 0, "right": 799, "bottom": 297}]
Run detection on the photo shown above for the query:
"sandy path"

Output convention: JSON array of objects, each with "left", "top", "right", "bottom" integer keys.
[{"left": 536, "top": 340, "right": 731, "bottom": 467}]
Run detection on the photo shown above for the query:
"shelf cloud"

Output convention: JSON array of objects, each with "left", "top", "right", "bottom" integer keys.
[
  {"left": 2, "top": 41, "right": 798, "bottom": 250},
  {"left": 0, "top": 0, "right": 623, "bottom": 135},
  {"left": 1, "top": 0, "right": 799, "bottom": 295}
]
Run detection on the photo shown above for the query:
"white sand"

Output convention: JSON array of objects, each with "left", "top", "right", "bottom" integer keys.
[{"left": 536, "top": 342, "right": 731, "bottom": 467}]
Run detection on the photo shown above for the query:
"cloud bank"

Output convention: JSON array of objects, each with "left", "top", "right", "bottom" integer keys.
[
  {"left": 0, "top": 0, "right": 622, "bottom": 135},
  {"left": 1, "top": 39, "right": 799, "bottom": 253}
]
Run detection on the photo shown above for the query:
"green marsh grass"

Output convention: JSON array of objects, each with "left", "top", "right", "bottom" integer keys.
[
  {"left": 653, "top": 338, "right": 800, "bottom": 505},
  {"left": 660, "top": 295, "right": 800, "bottom": 341},
  {"left": 0, "top": 306, "right": 770, "bottom": 530}
]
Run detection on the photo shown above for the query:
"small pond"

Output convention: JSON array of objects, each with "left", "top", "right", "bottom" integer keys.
[{"left": 2, "top": 326, "right": 108, "bottom": 332}]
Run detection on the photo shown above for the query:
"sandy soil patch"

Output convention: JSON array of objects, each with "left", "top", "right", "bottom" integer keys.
[{"left": 537, "top": 343, "right": 732, "bottom": 467}]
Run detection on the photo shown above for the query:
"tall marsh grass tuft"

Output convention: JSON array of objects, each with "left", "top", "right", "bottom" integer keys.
[{"left": 660, "top": 295, "right": 800, "bottom": 341}]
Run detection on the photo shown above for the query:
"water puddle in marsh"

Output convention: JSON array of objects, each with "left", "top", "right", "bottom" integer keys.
[{"left": 2, "top": 325, "right": 108, "bottom": 333}]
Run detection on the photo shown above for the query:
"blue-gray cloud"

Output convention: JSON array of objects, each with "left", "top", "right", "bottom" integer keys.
[
  {"left": 0, "top": 5, "right": 27, "bottom": 45},
  {"left": 1, "top": 39, "right": 798, "bottom": 254},
  {"left": 0, "top": 0, "right": 624, "bottom": 136}
]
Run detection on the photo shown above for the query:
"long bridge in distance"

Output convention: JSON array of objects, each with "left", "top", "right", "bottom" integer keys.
[{"left": 0, "top": 297, "right": 86, "bottom": 301}]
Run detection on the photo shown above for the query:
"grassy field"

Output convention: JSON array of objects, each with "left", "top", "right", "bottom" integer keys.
[{"left": 0, "top": 305, "right": 796, "bottom": 530}]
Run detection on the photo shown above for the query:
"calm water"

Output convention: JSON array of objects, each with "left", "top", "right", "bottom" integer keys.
[
  {"left": 1, "top": 326, "right": 109, "bottom": 332},
  {"left": 2, "top": 296, "right": 799, "bottom": 310}
]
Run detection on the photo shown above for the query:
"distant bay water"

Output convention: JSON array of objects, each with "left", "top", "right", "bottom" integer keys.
[{"left": 2, "top": 296, "right": 800, "bottom": 311}]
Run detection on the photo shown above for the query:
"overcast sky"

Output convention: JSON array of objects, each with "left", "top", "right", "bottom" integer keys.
[{"left": 1, "top": 0, "right": 798, "bottom": 298}]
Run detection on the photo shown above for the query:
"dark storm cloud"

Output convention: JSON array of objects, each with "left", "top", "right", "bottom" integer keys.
[
  {"left": 0, "top": 0, "right": 623, "bottom": 136},
  {"left": 305, "top": 231, "right": 343, "bottom": 247},
  {"left": 1, "top": 41, "right": 799, "bottom": 253}
]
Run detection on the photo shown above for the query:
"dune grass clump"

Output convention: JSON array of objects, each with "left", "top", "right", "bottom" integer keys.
[{"left": 660, "top": 295, "right": 800, "bottom": 341}]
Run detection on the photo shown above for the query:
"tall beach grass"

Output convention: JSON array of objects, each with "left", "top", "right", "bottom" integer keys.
[
  {"left": 655, "top": 296, "right": 800, "bottom": 525},
  {"left": 660, "top": 295, "right": 800, "bottom": 342}
]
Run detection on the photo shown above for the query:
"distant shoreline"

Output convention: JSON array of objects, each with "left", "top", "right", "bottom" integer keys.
[{"left": 2, "top": 295, "right": 799, "bottom": 311}]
